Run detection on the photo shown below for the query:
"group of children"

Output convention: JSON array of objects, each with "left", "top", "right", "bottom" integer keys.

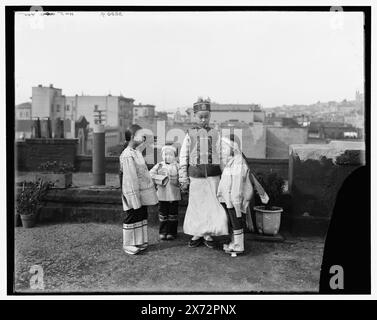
[{"left": 119, "top": 98, "right": 263, "bottom": 256}]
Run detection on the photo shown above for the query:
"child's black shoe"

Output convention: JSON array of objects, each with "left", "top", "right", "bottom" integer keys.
[
  {"left": 188, "top": 237, "right": 203, "bottom": 248},
  {"left": 204, "top": 239, "right": 216, "bottom": 249}
]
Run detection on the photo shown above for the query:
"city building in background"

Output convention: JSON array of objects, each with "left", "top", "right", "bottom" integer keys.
[
  {"left": 132, "top": 103, "right": 156, "bottom": 122},
  {"left": 31, "top": 84, "right": 65, "bottom": 121},
  {"left": 18, "top": 84, "right": 137, "bottom": 150},
  {"left": 30, "top": 84, "right": 135, "bottom": 129},
  {"left": 186, "top": 103, "right": 264, "bottom": 124},
  {"left": 15, "top": 102, "right": 32, "bottom": 120},
  {"left": 15, "top": 102, "right": 32, "bottom": 139},
  {"left": 65, "top": 93, "right": 135, "bottom": 148},
  {"left": 16, "top": 84, "right": 365, "bottom": 158}
]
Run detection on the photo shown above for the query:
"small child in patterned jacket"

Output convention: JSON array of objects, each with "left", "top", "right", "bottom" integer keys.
[{"left": 149, "top": 144, "right": 181, "bottom": 240}]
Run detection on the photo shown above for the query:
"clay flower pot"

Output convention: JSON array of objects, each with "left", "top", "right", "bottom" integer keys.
[
  {"left": 20, "top": 213, "right": 37, "bottom": 228},
  {"left": 254, "top": 205, "right": 283, "bottom": 235}
]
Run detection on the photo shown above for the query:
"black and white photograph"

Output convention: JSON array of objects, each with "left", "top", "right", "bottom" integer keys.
[{"left": 5, "top": 3, "right": 371, "bottom": 297}]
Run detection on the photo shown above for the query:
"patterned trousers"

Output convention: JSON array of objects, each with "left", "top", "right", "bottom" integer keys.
[
  {"left": 123, "top": 206, "right": 148, "bottom": 247},
  {"left": 221, "top": 203, "right": 243, "bottom": 233},
  {"left": 221, "top": 203, "right": 245, "bottom": 252},
  {"left": 158, "top": 201, "right": 179, "bottom": 236}
]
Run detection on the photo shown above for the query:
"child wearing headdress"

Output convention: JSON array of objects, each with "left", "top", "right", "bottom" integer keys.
[
  {"left": 217, "top": 134, "right": 253, "bottom": 255},
  {"left": 179, "top": 97, "right": 228, "bottom": 248},
  {"left": 150, "top": 144, "right": 181, "bottom": 240}
]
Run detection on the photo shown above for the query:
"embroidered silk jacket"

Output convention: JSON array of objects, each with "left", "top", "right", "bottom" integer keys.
[
  {"left": 149, "top": 161, "right": 181, "bottom": 202},
  {"left": 119, "top": 146, "right": 158, "bottom": 211},
  {"left": 217, "top": 153, "right": 254, "bottom": 217},
  {"left": 178, "top": 125, "right": 222, "bottom": 185}
]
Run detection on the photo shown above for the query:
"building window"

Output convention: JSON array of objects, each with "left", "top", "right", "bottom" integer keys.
[
  {"left": 66, "top": 105, "right": 70, "bottom": 111},
  {"left": 56, "top": 104, "right": 60, "bottom": 112}
]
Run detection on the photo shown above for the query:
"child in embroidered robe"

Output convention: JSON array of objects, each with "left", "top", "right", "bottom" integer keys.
[
  {"left": 150, "top": 144, "right": 181, "bottom": 240},
  {"left": 119, "top": 125, "right": 158, "bottom": 255},
  {"left": 179, "top": 98, "right": 228, "bottom": 249}
]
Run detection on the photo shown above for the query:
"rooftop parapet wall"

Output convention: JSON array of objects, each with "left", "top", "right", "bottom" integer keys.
[
  {"left": 288, "top": 142, "right": 365, "bottom": 222},
  {"left": 289, "top": 141, "right": 365, "bottom": 164},
  {"left": 16, "top": 140, "right": 289, "bottom": 177},
  {"left": 73, "top": 156, "right": 289, "bottom": 179},
  {"left": 16, "top": 139, "right": 78, "bottom": 171},
  {"left": 266, "top": 127, "right": 308, "bottom": 159}
]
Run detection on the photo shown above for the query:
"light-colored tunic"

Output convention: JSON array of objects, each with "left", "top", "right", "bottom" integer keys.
[
  {"left": 217, "top": 153, "right": 254, "bottom": 217},
  {"left": 149, "top": 161, "right": 182, "bottom": 202},
  {"left": 183, "top": 176, "right": 229, "bottom": 237},
  {"left": 119, "top": 146, "right": 158, "bottom": 211}
]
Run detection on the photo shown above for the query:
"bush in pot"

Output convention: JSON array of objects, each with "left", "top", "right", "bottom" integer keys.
[
  {"left": 16, "top": 179, "right": 52, "bottom": 228},
  {"left": 253, "top": 171, "right": 285, "bottom": 235},
  {"left": 36, "top": 160, "right": 74, "bottom": 188}
]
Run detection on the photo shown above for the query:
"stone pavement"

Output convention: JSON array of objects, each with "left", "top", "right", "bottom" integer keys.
[{"left": 15, "top": 223, "right": 324, "bottom": 293}]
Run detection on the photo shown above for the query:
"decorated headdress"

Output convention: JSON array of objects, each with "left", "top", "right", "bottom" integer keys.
[
  {"left": 193, "top": 97, "right": 211, "bottom": 113},
  {"left": 161, "top": 144, "right": 178, "bottom": 157}
]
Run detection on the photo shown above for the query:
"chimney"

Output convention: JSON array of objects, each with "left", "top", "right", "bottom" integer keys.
[
  {"left": 49, "top": 83, "right": 53, "bottom": 88},
  {"left": 38, "top": 84, "right": 42, "bottom": 87}
]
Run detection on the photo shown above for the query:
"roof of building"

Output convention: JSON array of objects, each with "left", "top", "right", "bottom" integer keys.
[
  {"left": 135, "top": 104, "right": 156, "bottom": 108},
  {"left": 63, "top": 94, "right": 134, "bottom": 103},
  {"left": 186, "top": 104, "right": 261, "bottom": 113},
  {"left": 211, "top": 104, "right": 261, "bottom": 112},
  {"left": 266, "top": 116, "right": 283, "bottom": 122},
  {"left": 309, "top": 121, "right": 351, "bottom": 129},
  {"left": 218, "top": 121, "right": 251, "bottom": 128},
  {"left": 119, "top": 96, "right": 135, "bottom": 102},
  {"left": 16, "top": 102, "right": 31, "bottom": 109}
]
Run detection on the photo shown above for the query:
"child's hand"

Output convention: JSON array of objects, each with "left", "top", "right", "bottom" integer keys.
[
  {"left": 180, "top": 182, "right": 189, "bottom": 193},
  {"left": 161, "top": 176, "right": 169, "bottom": 187}
]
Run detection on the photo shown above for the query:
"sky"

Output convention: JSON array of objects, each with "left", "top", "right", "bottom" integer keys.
[{"left": 15, "top": 11, "right": 364, "bottom": 111}]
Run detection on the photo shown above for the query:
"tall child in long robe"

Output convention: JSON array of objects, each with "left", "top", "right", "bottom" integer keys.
[
  {"left": 119, "top": 124, "right": 158, "bottom": 255},
  {"left": 179, "top": 97, "right": 228, "bottom": 248}
]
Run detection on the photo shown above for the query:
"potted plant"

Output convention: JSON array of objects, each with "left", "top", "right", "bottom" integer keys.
[
  {"left": 36, "top": 160, "right": 74, "bottom": 188},
  {"left": 16, "top": 180, "right": 52, "bottom": 228},
  {"left": 253, "top": 171, "right": 285, "bottom": 236}
]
